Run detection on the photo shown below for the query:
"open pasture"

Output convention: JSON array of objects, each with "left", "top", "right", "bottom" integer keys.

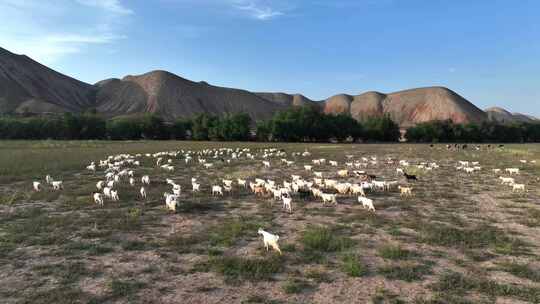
[{"left": 1, "top": 141, "right": 540, "bottom": 303}]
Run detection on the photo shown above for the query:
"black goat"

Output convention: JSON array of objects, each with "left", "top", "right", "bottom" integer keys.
[{"left": 403, "top": 172, "right": 418, "bottom": 181}]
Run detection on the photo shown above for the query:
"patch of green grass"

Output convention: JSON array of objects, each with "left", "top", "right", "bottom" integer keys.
[
  {"left": 282, "top": 277, "right": 313, "bottom": 294},
  {"left": 242, "top": 294, "right": 283, "bottom": 304},
  {"left": 107, "top": 278, "right": 147, "bottom": 300},
  {"left": 498, "top": 261, "right": 540, "bottom": 282},
  {"left": 208, "top": 255, "right": 285, "bottom": 283},
  {"left": 372, "top": 288, "right": 406, "bottom": 304},
  {"left": 341, "top": 253, "right": 367, "bottom": 277},
  {"left": 378, "top": 263, "right": 432, "bottom": 282},
  {"left": 209, "top": 217, "right": 269, "bottom": 247},
  {"left": 301, "top": 225, "right": 354, "bottom": 253},
  {"left": 378, "top": 244, "right": 417, "bottom": 260},
  {"left": 520, "top": 208, "right": 540, "bottom": 227},
  {"left": 21, "top": 286, "right": 86, "bottom": 304},
  {"left": 431, "top": 271, "right": 540, "bottom": 303},
  {"left": 305, "top": 268, "right": 332, "bottom": 283},
  {"left": 164, "top": 233, "right": 203, "bottom": 253},
  {"left": 419, "top": 223, "right": 529, "bottom": 256},
  {"left": 32, "top": 261, "right": 93, "bottom": 285}
]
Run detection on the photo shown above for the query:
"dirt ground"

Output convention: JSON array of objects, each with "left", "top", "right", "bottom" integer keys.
[{"left": 0, "top": 141, "right": 539, "bottom": 303}]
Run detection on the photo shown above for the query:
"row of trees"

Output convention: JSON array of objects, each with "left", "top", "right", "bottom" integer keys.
[
  {"left": 2, "top": 111, "right": 537, "bottom": 142},
  {"left": 255, "top": 106, "right": 401, "bottom": 142},
  {"left": 405, "top": 120, "right": 540, "bottom": 143}
]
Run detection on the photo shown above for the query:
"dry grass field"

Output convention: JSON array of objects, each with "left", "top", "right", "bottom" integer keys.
[{"left": 1, "top": 141, "right": 539, "bottom": 304}]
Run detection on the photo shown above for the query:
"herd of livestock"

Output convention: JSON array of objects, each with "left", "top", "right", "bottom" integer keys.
[{"left": 31, "top": 146, "right": 535, "bottom": 254}]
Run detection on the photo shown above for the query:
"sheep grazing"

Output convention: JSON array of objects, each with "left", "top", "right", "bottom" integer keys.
[
  {"left": 282, "top": 196, "right": 292, "bottom": 213},
  {"left": 51, "top": 181, "right": 63, "bottom": 191},
  {"left": 258, "top": 228, "right": 282, "bottom": 255},
  {"left": 512, "top": 183, "right": 526, "bottom": 193},
  {"left": 45, "top": 175, "right": 52, "bottom": 184},
  {"left": 505, "top": 168, "right": 520, "bottom": 175},
  {"left": 304, "top": 165, "right": 313, "bottom": 171},
  {"left": 398, "top": 186, "right": 413, "bottom": 197},
  {"left": 136, "top": 187, "right": 146, "bottom": 200},
  {"left": 329, "top": 161, "right": 338, "bottom": 166},
  {"left": 33, "top": 181, "right": 41, "bottom": 192},
  {"left": 129, "top": 177, "right": 135, "bottom": 186},
  {"left": 223, "top": 179, "right": 233, "bottom": 187},
  {"left": 86, "top": 163, "right": 96, "bottom": 171},
  {"left": 237, "top": 179, "right": 247, "bottom": 188},
  {"left": 321, "top": 193, "right": 337, "bottom": 205},
  {"left": 141, "top": 175, "right": 150, "bottom": 185},
  {"left": 337, "top": 169, "right": 348, "bottom": 177},
  {"left": 396, "top": 168, "right": 404, "bottom": 175},
  {"left": 262, "top": 161, "right": 271, "bottom": 168},
  {"left": 93, "top": 193, "right": 104, "bottom": 206},
  {"left": 192, "top": 182, "right": 200, "bottom": 192},
  {"left": 492, "top": 169, "right": 501, "bottom": 174},
  {"left": 212, "top": 185, "right": 223, "bottom": 196},
  {"left": 103, "top": 187, "right": 112, "bottom": 198},
  {"left": 358, "top": 196, "right": 375, "bottom": 212},
  {"left": 111, "top": 190, "right": 120, "bottom": 201},
  {"left": 499, "top": 176, "right": 515, "bottom": 185},
  {"left": 165, "top": 194, "right": 178, "bottom": 212}
]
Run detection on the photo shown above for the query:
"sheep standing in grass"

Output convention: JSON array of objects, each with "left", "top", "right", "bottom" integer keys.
[
  {"left": 103, "top": 187, "right": 112, "bottom": 199},
  {"left": 94, "top": 193, "right": 104, "bottom": 206},
  {"left": 237, "top": 179, "right": 247, "bottom": 188},
  {"left": 140, "top": 187, "right": 147, "bottom": 199},
  {"left": 192, "top": 182, "right": 200, "bottom": 192},
  {"left": 51, "top": 181, "right": 63, "bottom": 191},
  {"left": 282, "top": 196, "right": 292, "bottom": 213},
  {"left": 258, "top": 228, "right": 282, "bottom": 255},
  {"left": 96, "top": 181, "right": 104, "bottom": 190},
  {"left": 499, "top": 177, "right": 515, "bottom": 185},
  {"left": 512, "top": 183, "right": 526, "bottom": 193},
  {"left": 212, "top": 185, "right": 223, "bottom": 196},
  {"left": 33, "top": 181, "right": 41, "bottom": 192},
  {"left": 141, "top": 175, "right": 150, "bottom": 185},
  {"left": 111, "top": 190, "right": 119, "bottom": 202},
  {"left": 358, "top": 196, "right": 375, "bottom": 212},
  {"left": 129, "top": 177, "right": 135, "bottom": 186},
  {"left": 398, "top": 186, "right": 413, "bottom": 197},
  {"left": 45, "top": 175, "right": 52, "bottom": 184},
  {"left": 165, "top": 194, "right": 178, "bottom": 212},
  {"left": 321, "top": 193, "right": 337, "bottom": 205}
]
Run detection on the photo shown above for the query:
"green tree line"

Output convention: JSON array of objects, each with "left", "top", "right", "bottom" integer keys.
[{"left": 405, "top": 120, "right": 540, "bottom": 143}]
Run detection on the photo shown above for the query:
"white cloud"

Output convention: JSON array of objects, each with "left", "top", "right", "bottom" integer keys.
[
  {"left": 0, "top": 0, "right": 130, "bottom": 63},
  {"left": 76, "top": 0, "right": 133, "bottom": 15},
  {"left": 231, "top": 1, "right": 284, "bottom": 20}
]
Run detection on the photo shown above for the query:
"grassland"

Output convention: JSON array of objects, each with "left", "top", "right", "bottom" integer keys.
[{"left": 0, "top": 141, "right": 539, "bottom": 303}]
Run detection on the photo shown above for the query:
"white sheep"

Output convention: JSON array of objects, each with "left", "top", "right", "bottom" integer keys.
[
  {"left": 33, "top": 181, "right": 41, "bottom": 192},
  {"left": 512, "top": 183, "right": 526, "bottom": 193},
  {"left": 358, "top": 196, "right": 375, "bottom": 212},
  {"left": 93, "top": 193, "right": 104, "bottom": 206},
  {"left": 140, "top": 187, "right": 147, "bottom": 199},
  {"left": 282, "top": 196, "right": 292, "bottom": 213},
  {"left": 304, "top": 165, "right": 312, "bottom": 171},
  {"left": 45, "top": 175, "right": 52, "bottom": 184},
  {"left": 262, "top": 161, "right": 271, "bottom": 168},
  {"left": 51, "top": 181, "right": 63, "bottom": 191},
  {"left": 165, "top": 194, "right": 178, "bottom": 212},
  {"left": 129, "top": 177, "right": 135, "bottom": 186},
  {"left": 321, "top": 193, "right": 337, "bottom": 205},
  {"left": 141, "top": 175, "right": 150, "bottom": 185},
  {"left": 96, "top": 180, "right": 104, "bottom": 190},
  {"left": 499, "top": 176, "right": 515, "bottom": 185},
  {"left": 192, "top": 182, "right": 200, "bottom": 192},
  {"left": 337, "top": 169, "right": 348, "bottom": 177},
  {"left": 212, "top": 185, "right": 223, "bottom": 196},
  {"left": 111, "top": 190, "right": 119, "bottom": 201},
  {"left": 258, "top": 228, "right": 282, "bottom": 255},
  {"left": 103, "top": 187, "right": 112, "bottom": 198},
  {"left": 506, "top": 168, "right": 520, "bottom": 175},
  {"left": 237, "top": 179, "right": 247, "bottom": 188}
]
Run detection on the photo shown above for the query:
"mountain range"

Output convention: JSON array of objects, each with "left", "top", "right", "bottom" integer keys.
[{"left": 0, "top": 46, "right": 537, "bottom": 127}]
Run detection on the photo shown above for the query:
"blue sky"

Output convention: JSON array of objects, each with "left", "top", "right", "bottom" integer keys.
[{"left": 1, "top": 0, "right": 539, "bottom": 116}]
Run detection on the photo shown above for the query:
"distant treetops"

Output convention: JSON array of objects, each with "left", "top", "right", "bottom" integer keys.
[{"left": 0, "top": 107, "right": 538, "bottom": 142}]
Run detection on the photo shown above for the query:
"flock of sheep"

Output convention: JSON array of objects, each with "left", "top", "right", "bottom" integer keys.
[{"left": 31, "top": 146, "right": 535, "bottom": 255}]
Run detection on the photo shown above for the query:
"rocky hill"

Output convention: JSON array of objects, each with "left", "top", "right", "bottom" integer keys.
[{"left": 0, "top": 46, "right": 535, "bottom": 127}]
